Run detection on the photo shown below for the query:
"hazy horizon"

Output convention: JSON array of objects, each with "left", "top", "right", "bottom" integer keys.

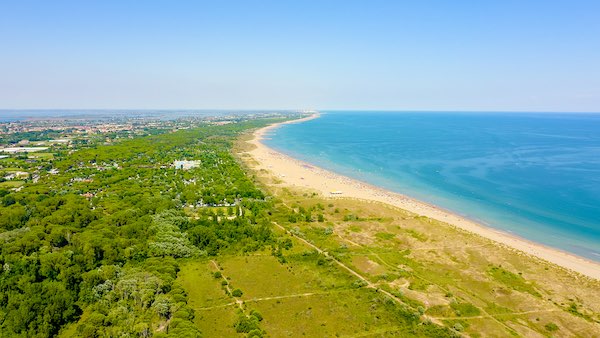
[
  {"left": 1, "top": 1, "right": 599, "bottom": 112},
  {"left": 1, "top": 109, "right": 599, "bottom": 114}
]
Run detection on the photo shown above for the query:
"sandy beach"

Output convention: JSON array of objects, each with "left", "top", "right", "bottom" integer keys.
[{"left": 246, "top": 113, "right": 600, "bottom": 281}]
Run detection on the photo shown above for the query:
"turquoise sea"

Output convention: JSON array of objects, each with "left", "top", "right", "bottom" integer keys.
[{"left": 264, "top": 111, "right": 600, "bottom": 262}]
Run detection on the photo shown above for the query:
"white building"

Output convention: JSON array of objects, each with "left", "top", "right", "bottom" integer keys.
[{"left": 173, "top": 160, "right": 201, "bottom": 170}]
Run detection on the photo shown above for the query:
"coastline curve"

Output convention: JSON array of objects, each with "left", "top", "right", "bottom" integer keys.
[{"left": 246, "top": 114, "right": 600, "bottom": 281}]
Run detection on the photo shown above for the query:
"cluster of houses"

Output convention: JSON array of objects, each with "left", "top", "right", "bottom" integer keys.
[
  {"left": 3, "top": 171, "right": 29, "bottom": 181},
  {"left": 0, "top": 138, "right": 72, "bottom": 154}
]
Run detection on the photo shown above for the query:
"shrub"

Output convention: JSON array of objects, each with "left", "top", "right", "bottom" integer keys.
[
  {"left": 232, "top": 289, "right": 243, "bottom": 297},
  {"left": 343, "top": 214, "right": 357, "bottom": 221},
  {"left": 248, "top": 329, "right": 263, "bottom": 338},
  {"left": 453, "top": 323, "right": 464, "bottom": 332},
  {"left": 234, "top": 314, "right": 259, "bottom": 333},
  {"left": 352, "top": 279, "right": 368, "bottom": 288},
  {"left": 249, "top": 309, "right": 263, "bottom": 321},
  {"left": 234, "top": 310, "right": 263, "bottom": 334}
]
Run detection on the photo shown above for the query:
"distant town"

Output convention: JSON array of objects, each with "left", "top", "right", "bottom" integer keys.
[{"left": 0, "top": 110, "right": 302, "bottom": 192}]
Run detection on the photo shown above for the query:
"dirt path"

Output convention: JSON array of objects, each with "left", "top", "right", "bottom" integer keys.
[
  {"left": 210, "top": 260, "right": 245, "bottom": 313},
  {"left": 273, "top": 221, "right": 375, "bottom": 286},
  {"left": 331, "top": 222, "right": 517, "bottom": 333},
  {"left": 196, "top": 289, "right": 354, "bottom": 311},
  {"left": 433, "top": 308, "right": 560, "bottom": 320},
  {"left": 270, "top": 221, "right": 446, "bottom": 325}
]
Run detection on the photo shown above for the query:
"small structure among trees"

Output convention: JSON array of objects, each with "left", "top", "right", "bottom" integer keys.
[{"left": 173, "top": 160, "right": 201, "bottom": 170}]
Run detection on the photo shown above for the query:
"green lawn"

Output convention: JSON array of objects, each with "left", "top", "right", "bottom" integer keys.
[
  {"left": 193, "top": 305, "right": 241, "bottom": 337},
  {"left": 179, "top": 254, "right": 441, "bottom": 337},
  {"left": 177, "top": 260, "right": 232, "bottom": 309},
  {"left": 218, "top": 254, "right": 346, "bottom": 300},
  {"left": 251, "top": 289, "right": 403, "bottom": 337}
]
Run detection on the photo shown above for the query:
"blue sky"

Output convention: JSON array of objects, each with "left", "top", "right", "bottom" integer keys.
[{"left": 1, "top": 1, "right": 599, "bottom": 111}]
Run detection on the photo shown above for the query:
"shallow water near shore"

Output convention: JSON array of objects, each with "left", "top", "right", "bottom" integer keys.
[{"left": 264, "top": 111, "right": 600, "bottom": 262}]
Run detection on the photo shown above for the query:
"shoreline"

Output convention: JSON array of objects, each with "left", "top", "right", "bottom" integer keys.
[{"left": 247, "top": 113, "right": 600, "bottom": 281}]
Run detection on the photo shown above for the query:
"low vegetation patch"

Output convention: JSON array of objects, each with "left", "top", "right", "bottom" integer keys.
[
  {"left": 375, "top": 232, "right": 396, "bottom": 240},
  {"left": 450, "top": 302, "right": 481, "bottom": 317},
  {"left": 487, "top": 265, "right": 541, "bottom": 297}
]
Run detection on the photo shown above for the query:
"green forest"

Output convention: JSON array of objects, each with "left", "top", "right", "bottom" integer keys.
[{"left": 0, "top": 120, "right": 287, "bottom": 337}]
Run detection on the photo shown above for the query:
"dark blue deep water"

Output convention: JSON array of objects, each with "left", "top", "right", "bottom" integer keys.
[{"left": 265, "top": 112, "right": 600, "bottom": 261}]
